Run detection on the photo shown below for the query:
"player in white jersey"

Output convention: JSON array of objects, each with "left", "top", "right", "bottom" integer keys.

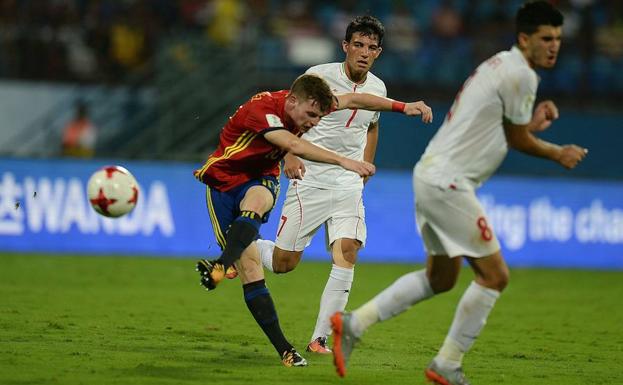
[
  {"left": 255, "top": 15, "right": 432, "bottom": 354},
  {"left": 331, "top": 2, "right": 587, "bottom": 384}
]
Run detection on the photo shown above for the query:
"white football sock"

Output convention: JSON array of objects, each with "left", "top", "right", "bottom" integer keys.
[
  {"left": 351, "top": 270, "right": 434, "bottom": 337},
  {"left": 256, "top": 239, "right": 275, "bottom": 273},
  {"left": 310, "top": 264, "right": 353, "bottom": 341},
  {"left": 434, "top": 281, "right": 500, "bottom": 369}
]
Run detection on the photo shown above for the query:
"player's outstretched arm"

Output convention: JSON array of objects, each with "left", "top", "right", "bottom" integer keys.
[
  {"left": 264, "top": 129, "right": 375, "bottom": 177},
  {"left": 334, "top": 93, "right": 433, "bottom": 123},
  {"left": 504, "top": 122, "right": 588, "bottom": 169}
]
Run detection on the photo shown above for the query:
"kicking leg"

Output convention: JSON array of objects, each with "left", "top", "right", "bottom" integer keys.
[{"left": 198, "top": 186, "right": 272, "bottom": 290}]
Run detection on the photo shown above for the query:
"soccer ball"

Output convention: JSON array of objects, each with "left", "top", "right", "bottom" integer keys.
[{"left": 87, "top": 165, "right": 139, "bottom": 218}]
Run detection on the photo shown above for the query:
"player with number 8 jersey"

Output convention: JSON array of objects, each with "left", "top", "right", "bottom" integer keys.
[{"left": 330, "top": 2, "right": 588, "bottom": 384}]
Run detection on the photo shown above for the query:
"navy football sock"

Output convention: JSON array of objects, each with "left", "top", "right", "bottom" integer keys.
[{"left": 243, "top": 279, "right": 292, "bottom": 355}]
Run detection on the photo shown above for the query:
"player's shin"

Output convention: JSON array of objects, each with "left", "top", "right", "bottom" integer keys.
[
  {"left": 243, "top": 279, "right": 293, "bottom": 356},
  {"left": 353, "top": 270, "right": 434, "bottom": 336},
  {"left": 311, "top": 264, "right": 354, "bottom": 341},
  {"left": 376, "top": 270, "right": 434, "bottom": 320},
  {"left": 435, "top": 281, "right": 500, "bottom": 369}
]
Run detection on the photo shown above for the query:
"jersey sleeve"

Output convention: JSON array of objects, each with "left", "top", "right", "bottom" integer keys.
[
  {"left": 499, "top": 67, "right": 538, "bottom": 125},
  {"left": 243, "top": 98, "right": 286, "bottom": 134},
  {"left": 304, "top": 65, "right": 322, "bottom": 76}
]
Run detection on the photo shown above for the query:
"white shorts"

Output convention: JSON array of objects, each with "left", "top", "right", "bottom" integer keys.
[
  {"left": 274, "top": 181, "right": 366, "bottom": 252},
  {"left": 414, "top": 175, "right": 500, "bottom": 258}
]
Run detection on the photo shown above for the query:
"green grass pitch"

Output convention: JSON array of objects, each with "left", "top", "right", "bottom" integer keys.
[{"left": 1, "top": 253, "right": 622, "bottom": 385}]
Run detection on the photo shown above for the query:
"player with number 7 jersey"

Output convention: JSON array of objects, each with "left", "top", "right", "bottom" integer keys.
[{"left": 255, "top": 15, "right": 434, "bottom": 356}]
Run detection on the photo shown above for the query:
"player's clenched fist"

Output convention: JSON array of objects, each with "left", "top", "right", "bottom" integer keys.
[
  {"left": 531, "top": 100, "right": 559, "bottom": 132},
  {"left": 557, "top": 144, "right": 588, "bottom": 169}
]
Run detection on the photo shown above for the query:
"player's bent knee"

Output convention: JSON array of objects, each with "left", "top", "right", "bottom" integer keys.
[
  {"left": 341, "top": 248, "right": 358, "bottom": 265},
  {"left": 427, "top": 274, "right": 458, "bottom": 294},
  {"left": 427, "top": 260, "right": 461, "bottom": 294},
  {"left": 272, "top": 249, "right": 302, "bottom": 274},
  {"left": 273, "top": 262, "right": 296, "bottom": 274},
  {"left": 478, "top": 266, "right": 510, "bottom": 292},
  {"left": 429, "top": 280, "right": 456, "bottom": 294},
  {"left": 493, "top": 268, "right": 510, "bottom": 291}
]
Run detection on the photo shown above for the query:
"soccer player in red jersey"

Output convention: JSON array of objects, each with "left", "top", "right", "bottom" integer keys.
[{"left": 194, "top": 73, "right": 431, "bottom": 367}]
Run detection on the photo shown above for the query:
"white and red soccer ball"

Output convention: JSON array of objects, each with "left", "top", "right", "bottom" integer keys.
[{"left": 87, "top": 165, "right": 139, "bottom": 218}]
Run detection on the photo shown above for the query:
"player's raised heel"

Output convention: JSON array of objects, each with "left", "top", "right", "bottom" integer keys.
[
  {"left": 281, "top": 348, "right": 308, "bottom": 367},
  {"left": 306, "top": 336, "right": 332, "bottom": 354},
  {"left": 196, "top": 259, "right": 226, "bottom": 290},
  {"left": 424, "top": 361, "right": 471, "bottom": 385}
]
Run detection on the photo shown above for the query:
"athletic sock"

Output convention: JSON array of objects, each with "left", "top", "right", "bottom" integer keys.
[
  {"left": 256, "top": 239, "right": 275, "bottom": 273},
  {"left": 219, "top": 211, "right": 261, "bottom": 270},
  {"left": 352, "top": 270, "right": 433, "bottom": 337},
  {"left": 434, "top": 281, "right": 500, "bottom": 369},
  {"left": 243, "top": 279, "right": 292, "bottom": 356},
  {"left": 311, "top": 264, "right": 354, "bottom": 341}
]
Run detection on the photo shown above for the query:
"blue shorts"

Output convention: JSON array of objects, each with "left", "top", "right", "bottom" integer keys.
[{"left": 205, "top": 176, "right": 280, "bottom": 250}]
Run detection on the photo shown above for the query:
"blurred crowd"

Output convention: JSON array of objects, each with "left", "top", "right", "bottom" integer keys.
[{"left": 0, "top": 0, "right": 622, "bottom": 96}]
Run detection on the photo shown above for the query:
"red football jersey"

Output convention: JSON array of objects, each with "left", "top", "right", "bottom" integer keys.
[{"left": 194, "top": 90, "right": 300, "bottom": 191}]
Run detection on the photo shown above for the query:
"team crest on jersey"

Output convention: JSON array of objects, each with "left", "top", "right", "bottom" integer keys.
[
  {"left": 521, "top": 94, "right": 535, "bottom": 115},
  {"left": 265, "top": 114, "right": 284, "bottom": 128}
]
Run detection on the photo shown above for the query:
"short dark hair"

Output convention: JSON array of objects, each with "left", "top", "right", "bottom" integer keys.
[
  {"left": 345, "top": 15, "right": 385, "bottom": 46},
  {"left": 290, "top": 74, "right": 334, "bottom": 114},
  {"left": 516, "top": 1, "right": 563, "bottom": 37}
]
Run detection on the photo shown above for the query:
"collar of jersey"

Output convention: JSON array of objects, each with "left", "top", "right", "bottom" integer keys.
[
  {"left": 510, "top": 45, "right": 531, "bottom": 68},
  {"left": 510, "top": 45, "right": 541, "bottom": 82},
  {"left": 340, "top": 62, "right": 368, "bottom": 88}
]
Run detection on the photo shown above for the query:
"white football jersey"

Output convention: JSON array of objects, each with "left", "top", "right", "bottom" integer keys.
[
  {"left": 298, "top": 63, "right": 387, "bottom": 190},
  {"left": 415, "top": 46, "right": 538, "bottom": 190}
]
